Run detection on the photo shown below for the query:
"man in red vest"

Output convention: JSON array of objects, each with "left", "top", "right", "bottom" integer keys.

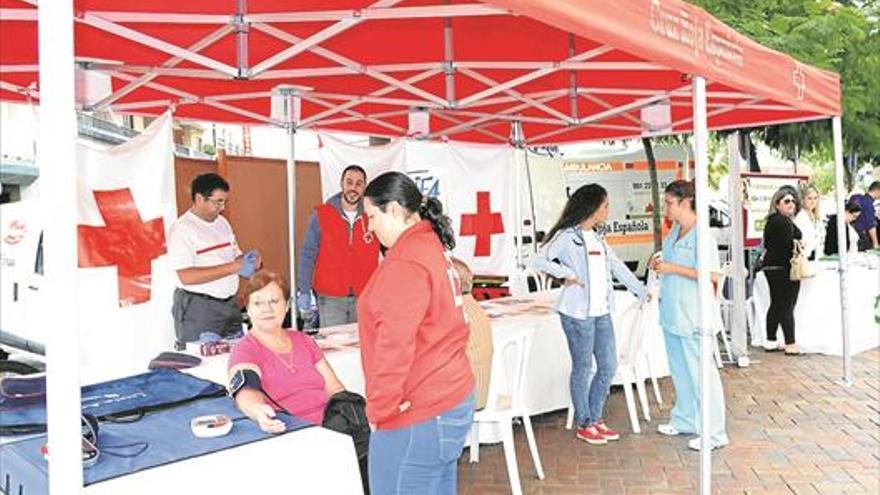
[{"left": 297, "top": 165, "right": 380, "bottom": 328}]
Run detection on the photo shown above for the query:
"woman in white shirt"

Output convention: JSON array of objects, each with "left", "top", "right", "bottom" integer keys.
[
  {"left": 793, "top": 185, "right": 825, "bottom": 260},
  {"left": 532, "top": 184, "right": 647, "bottom": 446}
]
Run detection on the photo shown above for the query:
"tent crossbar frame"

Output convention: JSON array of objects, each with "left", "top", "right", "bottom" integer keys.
[
  {"left": 310, "top": 108, "right": 409, "bottom": 127},
  {"left": 251, "top": 21, "right": 447, "bottom": 108},
  {"left": 110, "top": 70, "right": 275, "bottom": 124},
  {"left": 578, "top": 91, "right": 643, "bottom": 126},
  {"left": 249, "top": 0, "right": 404, "bottom": 77},
  {"left": 457, "top": 67, "right": 574, "bottom": 124},
  {"left": 87, "top": 24, "right": 236, "bottom": 111},
  {"left": 428, "top": 92, "right": 561, "bottom": 138},
  {"left": 671, "top": 97, "right": 764, "bottom": 128},
  {"left": 457, "top": 45, "right": 614, "bottom": 107},
  {"left": 79, "top": 12, "right": 238, "bottom": 77},
  {"left": 298, "top": 69, "right": 441, "bottom": 126},
  {"left": 300, "top": 92, "right": 408, "bottom": 134},
  {"left": 429, "top": 110, "right": 510, "bottom": 142}
]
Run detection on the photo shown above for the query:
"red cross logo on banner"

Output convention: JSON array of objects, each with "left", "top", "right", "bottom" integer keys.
[
  {"left": 459, "top": 191, "right": 504, "bottom": 257},
  {"left": 78, "top": 189, "right": 166, "bottom": 307}
]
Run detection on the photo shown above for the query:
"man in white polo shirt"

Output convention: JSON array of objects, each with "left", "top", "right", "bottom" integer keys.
[{"left": 168, "top": 173, "right": 260, "bottom": 345}]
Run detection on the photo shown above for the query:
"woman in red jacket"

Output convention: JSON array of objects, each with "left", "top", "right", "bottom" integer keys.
[{"left": 358, "top": 171, "right": 475, "bottom": 495}]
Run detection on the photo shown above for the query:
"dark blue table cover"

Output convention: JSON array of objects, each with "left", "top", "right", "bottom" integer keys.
[{"left": 0, "top": 396, "right": 312, "bottom": 494}]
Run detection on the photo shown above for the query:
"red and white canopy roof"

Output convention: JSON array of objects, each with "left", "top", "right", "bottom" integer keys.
[{"left": 0, "top": 0, "right": 841, "bottom": 145}]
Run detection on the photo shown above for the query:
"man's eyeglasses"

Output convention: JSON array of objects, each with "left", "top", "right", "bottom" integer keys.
[{"left": 206, "top": 198, "right": 228, "bottom": 207}]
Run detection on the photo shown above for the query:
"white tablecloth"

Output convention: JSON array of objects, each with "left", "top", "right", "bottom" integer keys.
[
  {"left": 85, "top": 426, "right": 363, "bottom": 495},
  {"left": 751, "top": 259, "right": 879, "bottom": 355},
  {"left": 317, "top": 290, "right": 669, "bottom": 423},
  {"left": 183, "top": 290, "right": 669, "bottom": 446}
]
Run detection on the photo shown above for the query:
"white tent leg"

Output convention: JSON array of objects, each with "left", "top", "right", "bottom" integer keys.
[
  {"left": 726, "top": 133, "right": 749, "bottom": 365},
  {"left": 39, "top": 0, "right": 84, "bottom": 492},
  {"left": 692, "top": 75, "right": 713, "bottom": 495},
  {"left": 286, "top": 120, "right": 297, "bottom": 298},
  {"left": 831, "top": 116, "right": 852, "bottom": 386}
]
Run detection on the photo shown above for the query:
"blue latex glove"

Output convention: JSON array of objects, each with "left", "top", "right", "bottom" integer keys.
[
  {"left": 296, "top": 292, "right": 313, "bottom": 312},
  {"left": 238, "top": 249, "right": 259, "bottom": 278}
]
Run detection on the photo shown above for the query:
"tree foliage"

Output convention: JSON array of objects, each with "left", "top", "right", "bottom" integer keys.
[{"left": 689, "top": 0, "right": 880, "bottom": 161}]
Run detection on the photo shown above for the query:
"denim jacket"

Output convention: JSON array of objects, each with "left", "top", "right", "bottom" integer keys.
[{"left": 532, "top": 227, "right": 647, "bottom": 320}]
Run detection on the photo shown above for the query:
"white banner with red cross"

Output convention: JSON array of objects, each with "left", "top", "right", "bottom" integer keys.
[
  {"left": 76, "top": 112, "right": 177, "bottom": 380},
  {"left": 319, "top": 135, "right": 517, "bottom": 278}
]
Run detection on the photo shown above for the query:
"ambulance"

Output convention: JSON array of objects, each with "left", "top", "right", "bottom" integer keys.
[{"left": 519, "top": 145, "right": 730, "bottom": 277}]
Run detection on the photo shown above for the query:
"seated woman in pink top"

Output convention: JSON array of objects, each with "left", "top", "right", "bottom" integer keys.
[{"left": 228, "top": 270, "right": 345, "bottom": 432}]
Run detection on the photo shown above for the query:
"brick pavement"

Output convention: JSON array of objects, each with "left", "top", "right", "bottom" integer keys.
[{"left": 458, "top": 348, "right": 880, "bottom": 495}]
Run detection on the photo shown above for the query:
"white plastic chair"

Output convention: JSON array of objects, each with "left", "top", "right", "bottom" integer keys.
[
  {"left": 564, "top": 292, "right": 660, "bottom": 434},
  {"left": 713, "top": 262, "right": 734, "bottom": 367},
  {"left": 523, "top": 268, "right": 549, "bottom": 293},
  {"left": 469, "top": 331, "right": 544, "bottom": 495}
]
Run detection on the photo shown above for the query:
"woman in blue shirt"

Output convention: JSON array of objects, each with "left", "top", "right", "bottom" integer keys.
[
  {"left": 533, "top": 184, "right": 647, "bottom": 446},
  {"left": 648, "top": 180, "right": 729, "bottom": 451}
]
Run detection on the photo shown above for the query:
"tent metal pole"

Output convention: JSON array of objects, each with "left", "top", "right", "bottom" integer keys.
[
  {"left": 39, "top": 0, "right": 84, "bottom": 491},
  {"left": 286, "top": 118, "right": 298, "bottom": 303},
  {"left": 727, "top": 133, "right": 749, "bottom": 365},
  {"left": 831, "top": 116, "right": 852, "bottom": 386},
  {"left": 692, "top": 75, "right": 713, "bottom": 495},
  {"left": 512, "top": 120, "right": 525, "bottom": 276},
  {"left": 523, "top": 149, "right": 539, "bottom": 255},
  {"left": 235, "top": 0, "right": 249, "bottom": 79}
]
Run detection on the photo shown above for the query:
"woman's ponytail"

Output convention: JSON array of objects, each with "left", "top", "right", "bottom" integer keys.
[{"left": 419, "top": 196, "right": 456, "bottom": 250}]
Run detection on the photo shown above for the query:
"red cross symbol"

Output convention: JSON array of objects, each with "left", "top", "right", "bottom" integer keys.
[
  {"left": 78, "top": 189, "right": 166, "bottom": 307},
  {"left": 792, "top": 64, "right": 806, "bottom": 100},
  {"left": 459, "top": 191, "right": 504, "bottom": 257}
]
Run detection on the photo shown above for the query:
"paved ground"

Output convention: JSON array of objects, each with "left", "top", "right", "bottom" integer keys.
[{"left": 458, "top": 348, "right": 880, "bottom": 494}]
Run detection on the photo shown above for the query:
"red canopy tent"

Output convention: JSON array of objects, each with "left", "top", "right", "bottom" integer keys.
[
  {"left": 1, "top": 0, "right": 840, "bottom": 143},
  {"left": 0, "top": 2, "right": 850, "bottom": 494}
]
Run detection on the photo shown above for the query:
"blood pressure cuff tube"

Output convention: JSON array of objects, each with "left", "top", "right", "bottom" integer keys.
[{"left": 227, "top": 369, "right": 261, "bottom": 398}]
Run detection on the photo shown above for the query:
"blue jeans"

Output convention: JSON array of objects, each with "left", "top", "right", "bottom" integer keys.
[
  {"left": 559, "top": 313, "right": 617, "bottom": 429},
  {"left": 368, "top": 391, "right": 475, "bottom": 495}
]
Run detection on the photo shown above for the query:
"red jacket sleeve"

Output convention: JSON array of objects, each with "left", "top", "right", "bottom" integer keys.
[{"left": 364, "top": 259, "right": 430, "bottom": 424}]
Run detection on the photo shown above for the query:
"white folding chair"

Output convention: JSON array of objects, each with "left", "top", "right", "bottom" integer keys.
[
  {"left": 713, "top": 262, "right": 734, "bottom": 367},
  {"left": 469, "top": 331, "right": 544, "bottom": 495},
  {"left": 523, "top": 268, "right": 549, "bottom": 293},
  {"left": 564, "top": 293, "right": 659, "bottom": 434}
]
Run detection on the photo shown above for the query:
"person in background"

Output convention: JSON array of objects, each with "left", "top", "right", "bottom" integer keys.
[
  {"left": 533, "top": 184, "right": 647, "bottom": 446},
  {"left": 848, "top": 180, "right": 880, "bottom": 250},
  {"left": 824, "top": 201, "right": 862, "bottom": 255},
  {"left": 228, "top": 270, "right": 345, "bottom": 429},
  {"left": 298, "top": 165, "right": 380, "bottom": 328},
  {"left": 168, "top": 173, "right": 260, "bottom": 345},
  {"left": 357, "top": 172, "right": 474, "bottom": 495},
  {"left": 648, "top": 180, "right": 729, "bottom": 451},
  {"left": 760, "top": 185, "right": 803, "bottom": 355},
  {"left": 451, "top": 257, "right": 493, "bottom": 410},
  {"left": 793, "top": 185, "right": 825, "bottom": 260}
]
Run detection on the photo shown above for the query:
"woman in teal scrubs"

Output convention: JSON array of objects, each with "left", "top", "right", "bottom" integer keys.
[{"left": 648, "top": 180, "right": 729, "bottom": 451}]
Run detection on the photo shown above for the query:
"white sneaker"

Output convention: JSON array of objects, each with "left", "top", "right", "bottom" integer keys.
[
  {"left": 657, "top": 424, "right": 680, "bottom": 436},
  {"left": 687, "top": 437, "right": 727, "bottom": 451},
  {"left": 762, "top": 340, "right": 781, "bottom": 352}
]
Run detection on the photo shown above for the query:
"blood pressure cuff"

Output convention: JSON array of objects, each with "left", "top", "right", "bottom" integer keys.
[
  {"left": 227, "top": 369, "right": 261, "bottom": 398},
  {"left": 0, "top": 369, "right": 225, "bottom": 435}
]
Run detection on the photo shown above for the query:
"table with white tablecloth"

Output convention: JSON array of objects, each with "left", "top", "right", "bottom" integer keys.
[
  {"left": 316, "top": 290, "right": 669, "bottom": 423},
  {"left": 1, "top": 362, "right": 364, "bottom": 495},
  {"left": 751, "top": 257, "right": 879, "bottom": 355},
  {"left": 82, "top": 424, "right": 363, "bottom": 495},
  {"left": 184, "top": 290, "right": 668, "bottom": 446}
]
